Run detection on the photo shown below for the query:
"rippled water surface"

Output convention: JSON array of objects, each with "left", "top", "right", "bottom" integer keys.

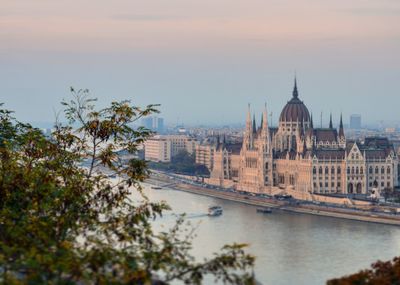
[{"left": 142, "top": 184, "right": 400, "bottom": 285}]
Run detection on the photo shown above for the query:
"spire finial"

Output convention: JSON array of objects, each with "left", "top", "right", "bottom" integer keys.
[
  {"left": 329, "top": 113, "right": 333, "bottom": 129},
  {"left": 292, "top": 75, "right": 299, "bottom": 99}
]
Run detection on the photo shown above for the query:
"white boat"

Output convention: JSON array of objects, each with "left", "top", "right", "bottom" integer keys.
[
  {"left": 256, "top": 207, "right": 272, "bottom": 214},
  {"left": 208, "top": 206, "right": 223, "bottom": 216}
]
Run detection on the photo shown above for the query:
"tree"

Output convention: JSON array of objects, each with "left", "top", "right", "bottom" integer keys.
[
  {"left": 0, "top": 89, "right": 255, "bottom": 284},
  {"left": 382, "top": 187, "right": 393, "bottom": 203},
  {"left": 327, "top": 257, "right": 400, "bottom": 285},
  {"left": 149, "top": 150, "right": 210, "bottom": 176}
]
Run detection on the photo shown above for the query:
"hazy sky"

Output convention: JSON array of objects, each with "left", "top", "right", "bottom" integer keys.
[{"left": 1, "top": 0, "right": 399, "bottom": 127}]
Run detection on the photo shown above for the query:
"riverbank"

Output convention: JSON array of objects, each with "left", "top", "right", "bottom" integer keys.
[{"left": 146, "top": 172, "right": 400, "bottom": 226}]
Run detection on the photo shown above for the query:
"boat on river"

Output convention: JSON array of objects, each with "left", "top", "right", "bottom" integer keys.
[
  {"left": 208, "top": 206, "right": 223, "bottom": 216},
  {"left": 257, "top": 207, "right": 272, "bottom": 214},
  {"left": 151, "top": 186, "right": 163, "bottom": 190}
]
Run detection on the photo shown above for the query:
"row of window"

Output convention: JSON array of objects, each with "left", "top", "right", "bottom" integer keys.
[
  {"left": 245, "top": 158, "right": 258, "bottom": 168},
  {"left": 347, "top": 166, "right": 364, "bottom": 175},
  {"left": 368, "top": 181, "right": 391, "bottom": 188},
  {"left": 346, "top": 166, "right": 392, "bottom": 175},
  {"left": 313, "top": 166, "right": 392, "bottom": 176},
  {"left": 368, "top": 166, "right": 391, "bottom": 174},
  {"left": 313, "top": 166, "right": 342, "bottom": 175},
  {"left": 313, "top": 182, "right": 342, "bottom": 188},
  {"left": 313, "top": 175, "right": 341, "bottom": 180}
]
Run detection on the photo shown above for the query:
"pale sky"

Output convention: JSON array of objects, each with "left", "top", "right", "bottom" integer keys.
[{"left": 1, "top": 0, "right": 399, "bottom": 127}]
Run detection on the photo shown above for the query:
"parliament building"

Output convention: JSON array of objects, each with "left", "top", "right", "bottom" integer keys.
[{"left": 210, "top": 79, "right": 399, "bottom": 196}]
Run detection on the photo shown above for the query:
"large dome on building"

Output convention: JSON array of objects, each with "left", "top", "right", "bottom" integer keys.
[{"left": 279, "top": 79, "right": 311, "bottom": 123}]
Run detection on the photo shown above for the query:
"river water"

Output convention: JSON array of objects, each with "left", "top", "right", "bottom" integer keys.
[{"left": 142, "top": 184, "right": 400, "bottom": 285}]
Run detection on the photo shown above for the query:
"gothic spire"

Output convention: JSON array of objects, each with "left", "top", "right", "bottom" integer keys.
[
  {"left": 310, "top": 113, "right": 314, "bottom": 129},
  {"left": 252, "top": 114, "right": 257, "bottom": 133},
  {"left": 262, "top": 103, "right": 269, "bottom": 139},
  {"left": 329, "top": 113, "right": 333, "bottom": 129},
  {"left": 339, "top": 113, "right": 345, "bottom": 137},
  {"left": 303, "top": 137, "right": 307, "bottom": 154},
  {"left": 292, "top": 76, "right": 299, "bottom": 99},
  {"left": 246, "top": 104, "right": 252, "bottom": 133}
]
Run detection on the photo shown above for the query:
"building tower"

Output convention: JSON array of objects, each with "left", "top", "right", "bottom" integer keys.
[{"left": 339, "top": 113, "right": 346, "bottom": 148}]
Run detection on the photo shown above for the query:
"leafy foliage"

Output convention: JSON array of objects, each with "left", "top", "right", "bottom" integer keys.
[
  {"left": 0, "top": 90, "right": 254, "bottom": 284},
  {"left": 149, "top": 150, "right": 210, "bottom": 176},
  {"left": 327, "top": 257, "right": 400, "bottom": 285}
]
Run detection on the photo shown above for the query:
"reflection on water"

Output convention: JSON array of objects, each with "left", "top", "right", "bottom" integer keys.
[{"left": 143, "top": 184, "right": 400, "bottom": 285}]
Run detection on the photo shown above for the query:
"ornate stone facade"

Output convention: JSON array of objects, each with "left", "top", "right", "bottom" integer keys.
[{"left": 210, "top": 79, "right": 399, "bottom": 196}]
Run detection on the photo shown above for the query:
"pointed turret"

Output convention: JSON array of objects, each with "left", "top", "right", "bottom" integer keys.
[
  {"left": 339, "top": 113, "right": 345, "bottom": 138},
  {"left": 261, "top": 103, "right": 269, "bottom": 137},
  {"left": 300, "top": 119, "right": 305, "bottom": 137},
  {"left": 303, "top": 138, "right": 307, "bottom": 154},
  {"left": 329, "top": 113, "right": 333, "bottom": 129},
  {"left": 246, "top": 104, "right": 252, "bottom": 133},
  {"left": 310, "top": 113, "right": 314, "bottom": 129},
  {"left": 252, "top": 114, "right": 257, "bottom": 134},
  {"left": 244, "top": 104, "right": 253, "bottom": 149}
]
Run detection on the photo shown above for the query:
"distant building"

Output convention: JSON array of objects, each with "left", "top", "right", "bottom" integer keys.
[
  {"left": 168, "top": 135, "right": 197, "bottom": 156},
  {"left": 350, "top": 114, "right": 361, "bottom": 129},
  {"left": 195, "top": 143, "right": 216, "bottom": 170},
  {"left": 144, "top": 135, "right": 197, "bottom": 162},
  {"left": 144, "top": 137, "right": 171, "bottom": 162},
  {"left": 141, "top": 116, "right": 165, "bottom": 133},
  {"left": 385, "top": 128, "right": 396, "bottom": 133},
  {"left": 209, "top": 78, "right": 398, "bottom": 196}
]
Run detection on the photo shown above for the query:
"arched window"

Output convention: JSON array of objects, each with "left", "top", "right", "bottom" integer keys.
[
  {"left": 348, "top": 183, "right": 354, "bottom": 194},
  {"left": 325, "top": 166, "right": 329, "bottom": 175},
  {"left": 351, "top": 154, "right": 355, "bottom": 159},
  {"left": 356, "top": 167, "right": 359, "bottom": 174},
  {"left": 347, "top": 167, "right": 350, "bottom": 174},
  {"left": 375, "top": 166, "right": 379, "bottom": 174},
  {"left": 351, "top": 167, "right": 355, "bottom": 174},
  {"left": 313, "top": 167, "right": 317, "bottom": 174},
  {"left": 356, "top": 182, "right": 362, "bottom": 194},
  {"left": 381, "top": 167, "right": 385, "bottom": 174},
  {"left": 337, "top": 167, "right": 341, "bottom": 174},
  {"left": 369, "top": 166, "right": 373, "bottom": 174},
  {"left": 356, "top": 154, "right": 359, "bottom": 159},
  {"left": 319, "top": 167, "right": 323, "bottom": 174},
  {"left": 360, "top": 167, "right": 364, "bottom": 175},
  {"left": 331, "top": 167, "right": 335, "bottom": 174},
  {"left": 265, "top": 162, "right": 269, "bottom": 170},
  {"left": 387, "top": 167, "right": 391, "bottom": 174}
]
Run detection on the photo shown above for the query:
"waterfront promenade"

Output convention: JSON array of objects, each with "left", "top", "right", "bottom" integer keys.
[{"left": 147, "top": 171, "right": 400, "bottom": 226}]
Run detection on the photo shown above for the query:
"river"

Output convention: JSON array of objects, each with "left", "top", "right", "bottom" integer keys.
[{"left": 142, "top": 183, "right": 400, "bottom": 285}]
